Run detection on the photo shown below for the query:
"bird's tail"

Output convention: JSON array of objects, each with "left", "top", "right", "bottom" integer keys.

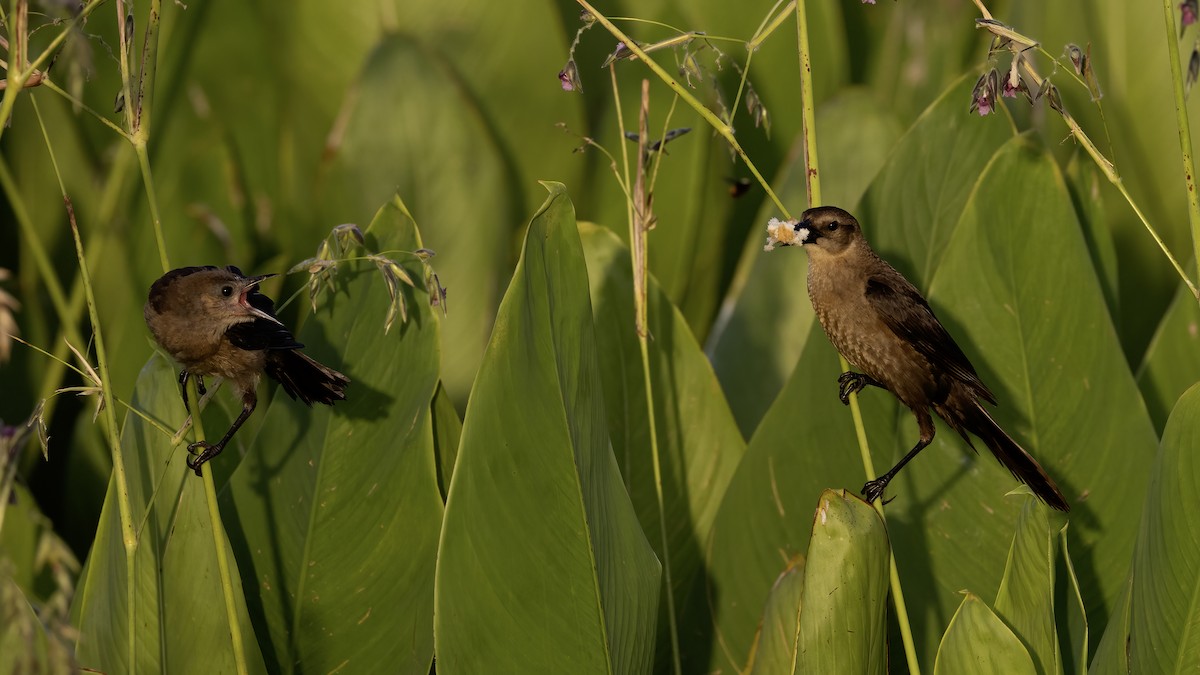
[
  {"left": 265, "top": 350, "right": 349, "bottom": 406},
  {"left": 950, "top": 399, "right": 1070, "bottom": 512}
]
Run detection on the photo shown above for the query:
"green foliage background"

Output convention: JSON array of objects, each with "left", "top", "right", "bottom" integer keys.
[{"left": 3, "top": 0, "right": 1200, "bottom": 672}]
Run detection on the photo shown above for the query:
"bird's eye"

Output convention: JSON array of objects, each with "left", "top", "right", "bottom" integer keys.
[
  {"left": 221, "top": 285, "right": 233, "bottom": 297},
  {"left": 827, "top": 221, "right": 839, "bottom": 231}
]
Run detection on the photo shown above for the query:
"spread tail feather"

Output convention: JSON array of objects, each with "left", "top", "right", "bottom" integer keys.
[
  {"left": 952, "top": 400, "right": 1070, "bottom": 511},
  {"left": 265, "top": 350, "right": 349, "bottom": 406}
]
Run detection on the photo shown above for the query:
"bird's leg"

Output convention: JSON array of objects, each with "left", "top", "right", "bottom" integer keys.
[
  {"left": 178, "top": 370, "right": 191, "bottom": 410},
  {"left": 838, "top": 371, "right": 884, "bottom": 405},
  {"left": 186, "top": 389, "right": 256, "bottom": 477},
  {"left": 862, "top": 410, "right": 936, "bottom": 504}
]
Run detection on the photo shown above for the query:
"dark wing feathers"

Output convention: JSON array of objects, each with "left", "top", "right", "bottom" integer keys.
[{"left": 864, "top": 274, "right": 996, "bottom": 404}]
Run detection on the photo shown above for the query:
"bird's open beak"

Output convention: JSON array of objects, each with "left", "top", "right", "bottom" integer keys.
[{"left": 239, "top": 275, "right": 284, "bottom": 325}]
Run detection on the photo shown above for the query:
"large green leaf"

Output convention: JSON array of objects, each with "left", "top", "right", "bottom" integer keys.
[
  {"left": 922, "top": 133, "right": 1153, "bottom": 616},
  {"left": 876, "top": 137, "right": 1157, "bottom": 662},
  {"left": 435, "top": 184, "right": 660, "bottom": 673},
  {"left": 699, "top": 324, "right": 898, "bottom": 674},
  {"left": 579, "top": 222, "right": 745, "bottom": 668},
  {"left": 222, "top": 196, "right": 444, "bottom": 673},
  {"left": 747, "top": 555, "right": 805, "bottom": 675},
  {"left": 934, "top": 594, "right": 1037, "bottom": 675},
  {"left": 993, "top": 496, "right": 1068, "bottom": 675},
  {"left": 793, "top": 490, "right": 890, "bottom": 675},
  {"left": 859, "top": 71, "right": 1017, "bottom": 288},
  {"left": 315, "top": 34, "right": 518, "bottom": 408},
  {"left": 1123, "top": 383, "right": 1200, "bottom": 672},
  {"left": 72, "top": 356, "right": 266, "bottom": 674}
]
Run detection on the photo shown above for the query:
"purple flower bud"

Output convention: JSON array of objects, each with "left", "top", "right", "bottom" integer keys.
[
  {"left": 970, "top": 69, "right": 1001, "bottom": 116},
  {"left": 558, "top": 59, "right": 582, "bottom": 93},
  {"left": 1184, "top": 0, "right": 1199, "bottom": 37}
]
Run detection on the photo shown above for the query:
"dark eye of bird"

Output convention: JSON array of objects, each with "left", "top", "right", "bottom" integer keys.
[
  {"left": 221, "top": 285, "right": 233, "bottom": 297},
  {"left": 828, "top": 221, "right": 839, "bottom": 231}
]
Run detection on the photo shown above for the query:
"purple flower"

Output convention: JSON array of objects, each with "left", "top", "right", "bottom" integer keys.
[
  {"left": 558, "top": 59, "right": 582, "bottom": 93},
  {"left": 970, "top": 69, "right": 1001, "bottom": 116},
  {"left": 1183, "top": 0, "right": 1198, "bottom": 37}
]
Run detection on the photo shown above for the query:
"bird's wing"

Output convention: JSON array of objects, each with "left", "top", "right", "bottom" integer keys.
[
  {"left": 864, "top": 274, "right": 996, "bottom": 404},
  {"left": 226, "top": 288, "right": 304, "bottom": 351}
]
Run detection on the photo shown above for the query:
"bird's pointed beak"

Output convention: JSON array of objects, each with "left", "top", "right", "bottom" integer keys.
[
  {"left": 238, "top": 275, "right": 284, "bottom": 325},
  {"left": 244, "top": 273, "right": 275, "bottom": 288},
  {"left": 795, "top": 220, "right": 818, "bottom": 244}
]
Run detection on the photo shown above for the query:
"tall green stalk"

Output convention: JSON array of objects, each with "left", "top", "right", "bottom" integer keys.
[
  {"left": 792, "top": 2, "right": 920, "bottom": 673},
  {"left": 1162, "top": 0, "right": 1200, "bottom": 290},
  {"left": 186, "top": 381, "right": 250, "bottom": 675}
]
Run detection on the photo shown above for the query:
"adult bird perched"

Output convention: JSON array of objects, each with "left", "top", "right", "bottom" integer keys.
[
  {"left": 781, "top": 206, "right": 1068, "bottom": 511},
  {"left": 144, "top": 265, "right": 349, "bottom": 476}
]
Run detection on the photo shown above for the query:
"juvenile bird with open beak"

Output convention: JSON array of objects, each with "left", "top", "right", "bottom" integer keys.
[
  {"left": 144, "top": 266, "right": 349, "bottom": 476},
  {"left": 767, "top": 207, "right": 1068, "bottom": 511}
]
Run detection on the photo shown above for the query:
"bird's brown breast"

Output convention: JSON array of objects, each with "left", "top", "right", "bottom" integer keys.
[{"left": 806, "top": 247, "right": 940, "bottom": 408}]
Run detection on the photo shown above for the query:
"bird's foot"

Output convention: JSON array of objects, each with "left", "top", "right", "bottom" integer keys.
[
  {"left": 861, "top": 477, "right": 890, "bottom": 504},
  {"left": 838, "top": 372, "right": 873, "bottom": 405},
  {"left": 186, "top": 440, "right": 222, "bottom": 477},
  {"left": 178, "top": 372, "right": 208, "bottom": 412}
]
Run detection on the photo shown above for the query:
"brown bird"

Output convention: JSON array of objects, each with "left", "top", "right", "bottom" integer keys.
[
  {"left": 144, "top": 266, "right": 349, "bottom": 476},
  {"left": 793, "top": 206, "right": 1068, "bottom": 511}
]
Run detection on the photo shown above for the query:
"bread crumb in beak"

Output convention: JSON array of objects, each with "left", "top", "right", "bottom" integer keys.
[{"left": 764, "top": 217, "right": 806, "bottom": 251}]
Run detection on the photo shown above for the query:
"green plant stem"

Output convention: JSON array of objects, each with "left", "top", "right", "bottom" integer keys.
[
  {"left": 31, "top": 88, "right": 138, "bottom": 673},
  {"left": 66, "top": 198, "right": 138, "bottom": 675},
  {"left": 186, "top": 381, "right": 249, "bottom": 675},
  {"left": 576, "top": 0, "right": 789, "bottom": 217},
  {"left": 1162, "top": 0, "right": 1200, "bottom": 291},
  {"left": 794, "top": 1, "right": 920, "bottom": 673},
  {"left": 629, "top": 78, "right": 682, "bottom": 675},
  {"left": 116, "top": 0, "right": 170, "bottom": 273}
]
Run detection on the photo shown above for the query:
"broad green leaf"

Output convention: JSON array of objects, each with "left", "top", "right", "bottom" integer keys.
[
  {"left": 1137, "top": 280, "right": 1200, "bottom": 433},
  {"left": 794, "top": 490, "right": 890, "bottom": 675},
  {"left": 1025, "top": 2, "right": 1197, "bottom": 355},
  {"left": 860, "top": 71, "right": 1016, "bottom": 288},
  {"left": 747, "top": 555, "right": 805, "bottom": 675},
  {"left": 435, "top": 184, "right": 660, "bottom": 674},
  {"left": 934, "top": 594, "right": 1037, "bottom": 675},
  {"left": 579, "top": 222, "right": 745, "bottom": 668},
  {"left": 699, "top": 323, "right": 898, "bottom": 674},
  {"left": 315, "top": 34, "right": 516, "bottom": 409},
  {"left": 1126, "top": 383, "right": 1200, "bottom": 673},
  {"left": 993, "top": 495, "right": 1066, "bottom": 675},
  {"left": 223, "top": 196, "right": 443, "bottom": 674},
  {"left": 708, "top": 90, "right": 902, "bottom": 438},
  {"left": 881, "top": 137, "right": 1156, "bottom": 661},
  {"left": 73, "top": 356, "right": 266, "bottom": 675},
  {"left": 1061, "top": 528, "right": 1090, "bottom": 675},
  {"left": 393, "top": 0, "right": 585, "bottom": 214}
]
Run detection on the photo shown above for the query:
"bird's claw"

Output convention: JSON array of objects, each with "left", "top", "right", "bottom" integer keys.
[
  {"left": 861, "top": 478, "right": 889, "bottom": 504},
  {"left": 838, "top": 372, "right": 869, "bottom": 405},
  {"left": 186, "top": 441, "right": 215, "bottom": 477}
]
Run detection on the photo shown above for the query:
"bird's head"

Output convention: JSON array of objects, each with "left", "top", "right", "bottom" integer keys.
[
  {"left": 796, "top": 206, "right": 862, "bottom": 256},
  {"left": 148, "top": 266, "right": 281, "bottom": 329}
]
